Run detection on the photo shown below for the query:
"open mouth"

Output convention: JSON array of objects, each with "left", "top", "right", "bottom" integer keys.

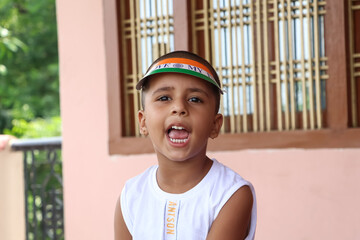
[{"left": 167, "top": 125, "right": 190, "bottom": 144}]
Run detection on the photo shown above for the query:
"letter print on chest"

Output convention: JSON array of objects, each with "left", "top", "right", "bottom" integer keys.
[{"left": 164, "top": 200, "right": 179, "bottom": 240}]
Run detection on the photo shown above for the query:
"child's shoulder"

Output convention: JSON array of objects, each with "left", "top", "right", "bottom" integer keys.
[
  {"left": 211, "top": 158, "right": 254, "bottom": 200},
  {"left": 212, "top": 159, "right": 247, "bottom": 183},
  {"left": 122, "top": 164, "right": 157, "bottom": 192},
  {"left": 126, "top": 164, "right": 157, "bottom": 184}
]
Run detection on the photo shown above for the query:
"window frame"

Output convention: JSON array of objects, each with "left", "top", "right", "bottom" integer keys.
[{"left": 106, "top": 0, "right": 360, "bottom": 155}]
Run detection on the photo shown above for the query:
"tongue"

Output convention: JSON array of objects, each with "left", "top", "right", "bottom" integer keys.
[{"left": 168, "top": 129, "right": 189, "bottom": 139}]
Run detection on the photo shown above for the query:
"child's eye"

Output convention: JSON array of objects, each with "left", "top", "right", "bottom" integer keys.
[
  {"left": 188, "top": 97, "right": 202, "bottom": 103},
  {"left": 157, "top": 96, "right": 171, "bottom": 101}
]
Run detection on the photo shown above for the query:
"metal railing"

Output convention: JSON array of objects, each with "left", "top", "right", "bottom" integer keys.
[{"left": 12, "top": 137, "right": 64, "bottom": 240}]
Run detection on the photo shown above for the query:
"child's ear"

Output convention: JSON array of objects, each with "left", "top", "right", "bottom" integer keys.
[
  {"left": 210, "top": 113, "right": 223, "bottom": 139},
  {"left": 138, "top": 110, "right": 148, "bottom": 136}
]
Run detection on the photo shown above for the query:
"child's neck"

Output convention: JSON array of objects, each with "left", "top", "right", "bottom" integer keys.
[{"left": 156, "top": 155, "right": 213, "bottom": 194}]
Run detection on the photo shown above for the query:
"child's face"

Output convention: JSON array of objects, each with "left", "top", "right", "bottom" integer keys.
[{"left": 138, "top": 72, "right": 223, "bottom": 163}]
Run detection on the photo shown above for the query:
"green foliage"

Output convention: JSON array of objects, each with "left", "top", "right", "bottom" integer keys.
[
  {"left": 4, "top": 116, "right": 61, "bottom": 138},
  {"left": 0, "top": 0, "right": 60, "bottom": 136},
  {"left": 1, "top": 2, "right": 63, "bottom": 238}
]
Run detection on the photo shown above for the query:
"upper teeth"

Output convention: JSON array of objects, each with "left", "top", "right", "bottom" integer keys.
[{"left": 171, "top": 126, "right": 184, "bottom": 130}]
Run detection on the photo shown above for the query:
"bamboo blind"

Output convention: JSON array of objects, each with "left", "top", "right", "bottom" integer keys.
[
  {"left": 120, "top": 0, "right": 174, "bottom": 136},
  {"left": 349, "top": 0, "right": 360, "bottom": 127},
  {"left": 192, "top": 0, "right": 328, "bottom": 133}
]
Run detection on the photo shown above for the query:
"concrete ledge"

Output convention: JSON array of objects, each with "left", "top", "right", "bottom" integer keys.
[{"left": 0, "top": 135, "right": 25, "bottom": 240}]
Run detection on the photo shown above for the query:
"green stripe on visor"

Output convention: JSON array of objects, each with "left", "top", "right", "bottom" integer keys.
[{"left": 146, "top": 68, "right": 222, "bottom": 92}]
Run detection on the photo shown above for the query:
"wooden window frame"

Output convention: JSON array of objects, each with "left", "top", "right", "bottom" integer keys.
[{"left": 106, "top": 0, "right": 360, "bottom": 155}]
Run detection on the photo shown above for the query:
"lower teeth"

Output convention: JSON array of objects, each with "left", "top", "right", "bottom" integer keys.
[{"left": 170, "top": 138, "right": 187, "bottom": 143}]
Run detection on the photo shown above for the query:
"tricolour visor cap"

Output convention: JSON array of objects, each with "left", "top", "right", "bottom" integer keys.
[{"left": 136, "top": 51, "right": 223, "bottom": 94}]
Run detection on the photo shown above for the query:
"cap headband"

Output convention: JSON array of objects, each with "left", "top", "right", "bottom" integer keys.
[{"left": 136, "top": 54, "right": 223, "bottom": 94}]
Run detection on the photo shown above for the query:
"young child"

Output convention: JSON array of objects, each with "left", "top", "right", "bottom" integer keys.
[{"left": 114, "top": 51, "right": 257, "bottom": 240}]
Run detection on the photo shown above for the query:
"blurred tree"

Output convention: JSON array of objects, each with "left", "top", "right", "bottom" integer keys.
[
  {"left": 0, "top": 0, "right": 60, "bottom": 136},
  {"left": 1, "top": 3, "right": 63, "bottom": 239}
]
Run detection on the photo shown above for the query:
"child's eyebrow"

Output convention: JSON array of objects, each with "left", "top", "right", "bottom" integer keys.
[
  {"left": 151, "top": 86, "right": 210, "bottom": 97},
  {"left": 187, "top": 88, "right": 210, "bottom": 97},
  {"left": 151, "top": 86, "right": 174, "bottom": 96}
]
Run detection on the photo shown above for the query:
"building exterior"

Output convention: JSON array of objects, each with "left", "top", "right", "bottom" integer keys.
[{"left": 56, "top": 0, "right": 360, "bottom": 239}]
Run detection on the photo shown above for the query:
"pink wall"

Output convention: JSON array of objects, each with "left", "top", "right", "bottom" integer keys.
[{"left": 56, "top": 0, "right": 360, "bottom": 239}]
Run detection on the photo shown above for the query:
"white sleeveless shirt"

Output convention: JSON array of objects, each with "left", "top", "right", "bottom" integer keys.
[{"left": 120, "top": 159, "right": 257, "bottom": 240}]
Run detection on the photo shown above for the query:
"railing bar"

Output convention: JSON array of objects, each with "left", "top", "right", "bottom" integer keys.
[
  {"left": 123, "top": 23, "right": 174, "bottom": 32},
  {"left": 299, "top": 0, "right": 308, "bottom": 129},
  {"left": 143, "top": 0, "right": 149, "bottom": 72},
  {"left": 159, "top": 0, "right": 165, "bottom": 55},
  {"left": 269, "top": 62, "right": 329, "bottom": 72},
  {"left": 121, "top": 0, "right": 131, "bottom": 136},
  {"left": 43, "top": 151, "right": 51, "bottom": 239},
  {"left": 52, "top": 189, "right": 57, "bottom": 240},
  {"left": 287, "top": 0, "right": 296, "bottom": 129},
  {"left": 280, "top": 0, "right": 290, "bottom": 130},
  {"left": 135, "top": 0, "right": 142, "bottom": 137},
  {"left": 269, "top": 56, "right": 329, "bottom": 64},
  {"left": 250, "top": 0, "right": 258, "bottom": 132},
  {"left": 204, "top": 0, "right": 210, "bottom": 61},
  {"left": 11, "top": 137, "right": 62, "bottom": 150},
  {"left": 256, "top": 0, "right": 264, "bottom": 131},
  {"left": 306, "top": 0, "right": 315, "bottom": 129},
  {"left": 153, "top": 0, "right": 159, "bottom": 59},
  {"left": 349, "top": 0, "right": 358, "bottom": 126},
  {"left": 210, "top": 0, "right": 216, "bottom": 98},
  {"left": 41, "top": 186, "right": 46, "bottom": 240},
  {"left": 194, "top": 17, "right": 253, "bottom": 25},
  {"left": 192, "top": 0, "right": 197, "bottom": 53},
  {"left": 129, "top": 0, "right": 138, "bottom": 136},
  {"left": 165, "top": 0, "right": 171, "bottom": 53},
  {"left": 268, "top": 75, "right": 329, "bottom": 83},
  {"left": 352, "top": 5, "right": 360, "bottom": 10},
  {"left": 30, "top": 150, "right": 38, "bottom": 239},
  {"left": 266, "top": 1, "right": 327, "bottom": 12},
  {"left": 274, "top": 0, "right": 283, "bottom": 130},
  {"left": 23, "top": 151, "right": 30, "bottom": 240},
  {"left": 52, "top": 150, "right": 60, "bottom": 239},
  {"left": 240, "top": 1, "right": 248, "bottom": 132},
  {"left": 233, "top": 0, "right": 242, "bottom": 133},
  {"left": 263, "top": 0, "right": 271, "bottom": 131},
  {"left": 216, "top": 0, "right": 225, "bottom": 133},
  {"left": 227, "top": 0, "right": 235, "bottom": 133},
  {"left": 313, "top": 0, "right": 322, "bottom": 128},
  {"left": 268, "top": 10, "right": 326, "bottom": 21}
]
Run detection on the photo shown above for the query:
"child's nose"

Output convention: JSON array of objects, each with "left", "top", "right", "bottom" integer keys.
[{"left": 171, "top": 100, "right": 188, "bottom": 116}]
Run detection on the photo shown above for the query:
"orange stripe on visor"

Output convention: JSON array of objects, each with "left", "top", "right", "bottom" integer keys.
[{"left": 153, "top": 58, "right": 213, "bottom": 77}]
